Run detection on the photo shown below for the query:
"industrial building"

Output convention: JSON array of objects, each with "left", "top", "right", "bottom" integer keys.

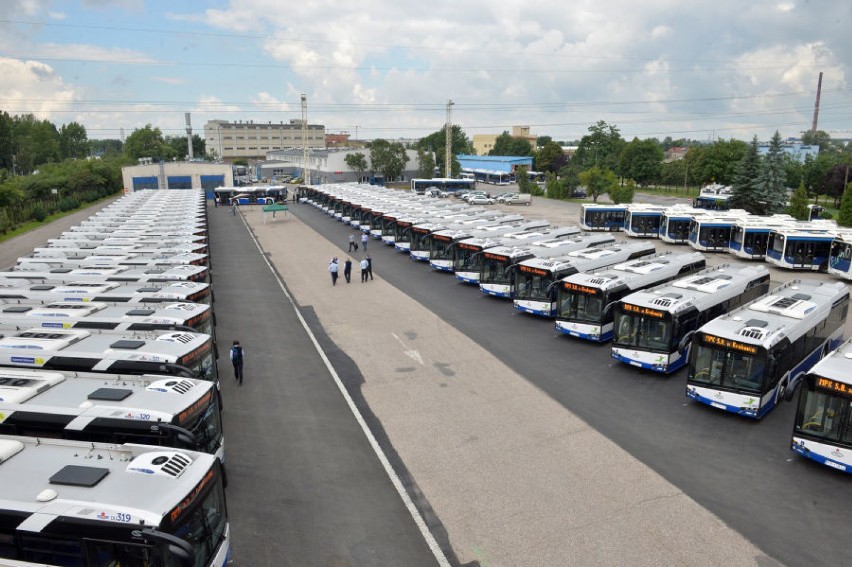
[
  {"left": 121, "top": 161, "right": 233, "bottom": 192},
  {"left": 204, "top": 119, "right": 326, "bottom": 161},
  {"left": 258, "top": 148, "right": 422, "bottom": 185},
  {"left": 457, "top": 154, "right": 534, "bottom": 184}
]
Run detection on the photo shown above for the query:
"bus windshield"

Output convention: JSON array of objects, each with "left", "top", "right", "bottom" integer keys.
[
  {"left": 411, "top": 230, "right": 430, "bottom": 252},
  {"left": 180, "top": 392, "right": 224, "bottom": 455},
  {"left": 514, "top": 269, "right": 554, "bottom": 301},
  {"left": 454, "top": 246, "right": 482, "bottom": 272},
  {"left": 613, "top": 311, "right": 672, "bottom": 351},
  {"left": 689, "top": 345, "right": 767, "bottom": 394},
  {"left": 558, "top": 289, "right": 604, "bottom": 323},
  {"left": 179, "top": 340, "right": 218, "bottom": 384},
  {"left": 168, "top": 468, "right": 228, "bottom": 567},
  {"left": 430, "top": 236, "right": 453, "bottom": 261},
  {"left": 795, "top": 380, "right": 852, "bottom": 444},
  {"left": 481, "top": 255, "right": 513, "bottom": 285}
]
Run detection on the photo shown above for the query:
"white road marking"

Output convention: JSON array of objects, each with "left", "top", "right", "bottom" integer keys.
[{"left": 392, "top": 332, "right": 424, "bottom": 365}]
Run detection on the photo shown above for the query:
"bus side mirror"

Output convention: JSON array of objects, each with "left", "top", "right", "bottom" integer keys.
[
  {"left": 677, "top": 331, "right": 696, "bottom": 356},
  {"left": 141, "top": 529, "right": 193, "bottom": 567},
  {"left": 152, "top": 423, "right": 198, "bottom": 448},
  {"left": 601, "top": 301, "right": 618, "bottom": 320}
]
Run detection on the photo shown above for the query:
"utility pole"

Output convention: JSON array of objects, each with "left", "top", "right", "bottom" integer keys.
[
  {"left": 185, "top": 113, "right": 194, "bottom": 161},
  {"left": 445, "top": 99, "right": 454, "bottom": 178},
  {"left": 301, "top": 94, "right": 310, "bottom": 185}
]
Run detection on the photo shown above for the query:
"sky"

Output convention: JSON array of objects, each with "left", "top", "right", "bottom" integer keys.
[{"left": 1, "top": 0, "right": 850, "bottom": 145}]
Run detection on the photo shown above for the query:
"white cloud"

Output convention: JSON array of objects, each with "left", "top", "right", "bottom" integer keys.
[{"left": 0, "top": 57, "right": 80, "bottom": 118}]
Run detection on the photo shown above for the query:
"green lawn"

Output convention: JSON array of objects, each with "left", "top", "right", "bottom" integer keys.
[{"left": 0, "top": 195, "right": 118, "bottom": 244}]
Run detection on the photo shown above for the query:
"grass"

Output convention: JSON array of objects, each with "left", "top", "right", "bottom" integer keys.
[{"left": 0, "top": 193, "right": 119, "bottom": 244}]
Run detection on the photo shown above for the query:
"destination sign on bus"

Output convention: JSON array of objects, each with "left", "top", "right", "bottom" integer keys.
[
  {"left": 458, "top": 243, "right": 481, "bottom": 252},
  {"left": 177, "top": 389, "right": 214, "bottom": 426},
  {"left": 701, "top": 333, "right": 759, "bottom": 355},
  {"left": 621, "top": 303, "right": 665, "bottom": 319},
  {"left": 519, "top": 265, "right": 548, "bottom": 277},
  {"left": 434, "top": 234, "right": 452, "bottom": 242},
  {"left": 561, "top": 282, "right": 600, "bottom": 295},
  {"left": 816, "top": 377, "right": 852, "bottom": 399},
  {"left": 168, "top": 468, "right": 215, "bottom": 524},
  {"left": 413, "top": 227, "right": 430, "bottom": 234},
  {"left": 484, "top": 252, "right": 509, "bottom": 262}
]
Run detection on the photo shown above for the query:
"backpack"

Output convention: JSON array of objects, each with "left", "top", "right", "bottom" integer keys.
[{"left": 230, "top": 345, "right": 243, "bottom": 364}]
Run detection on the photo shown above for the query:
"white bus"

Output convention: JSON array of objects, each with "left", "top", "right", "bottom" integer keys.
[
  {"left": 791, "top": 338, "right": 852, "bottom": 473},
  {"left": 512, "top": 242, "right": 656, "bottom": 317},
  {"left": 579, "top": 204, "right": 627, "bottom": 232},
  {"left": 0, "top": 328, "right": 219, "bottom": 387},
  {"left": 0, "top": 300, "right": 214, "bottom": 337},
  {"left": 555, "top": 252, "right": 706, "bottom": 342},
  {"left": 686, "top": 280, "right": 849, "bottom": 419},
  {"left": 0, "top": 278, "right": 212, "bottom": 305},
  {"left": 50, "top": 232, "right": 207, "bottom": 246},
  {"left": 623, "top": 204, "right": 668, "bottom": 238},
  {"left": 411, "top": 178, "right": 475, "bottom": 195},
  {"left": 4, "top": 264, "right": 209, "bottom": 284},
  {"left": 16, "top": 251, "right": 210, "bottom": 270},
  {"left": 686, "top": 214, "right": 748, "bottom": 252},
  {"left": 0, "top": 435, "right": 230, "bottom": 566},
  {"left": 428, "top": 219, "right": 545, "bottom": 271},
  {"left": 765, "top": 226, "right": 838, "bottom": 271},
  {"left": 828, "top": 232, "right": 852, "bottom": 281},
  {"left": 610, "top": 264, "right": 771, "bottom": 373},
  {"left": 0, "top": 368, "right": 224, "bottom": 464},
  {"left": 659, "top": 207, "right": 703, "bottom": 244},
  {"left": 728, "top": 215, "right": 795, "bottom": 261},
  {"left": 479, "top": 233, "right": 617, "bottom": 298}
]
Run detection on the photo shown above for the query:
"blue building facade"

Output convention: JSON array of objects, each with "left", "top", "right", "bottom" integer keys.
[{"left": 457, "top": 154, "right": 534, "bottom": 184}]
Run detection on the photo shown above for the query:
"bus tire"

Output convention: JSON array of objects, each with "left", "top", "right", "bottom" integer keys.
[{"left": 818, "top": 261, "right": 828, "bottom": 273}]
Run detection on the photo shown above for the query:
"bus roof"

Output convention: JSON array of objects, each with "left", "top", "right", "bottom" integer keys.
[
  {"left": 805, "top": 337, "right": 852, "bottom": 384},
  {"left": 16, "top": 252, "right": 209, "bottom": 268},
  {"left": 0, "top": 300, "right": 209, "bottom": 330},
  {"left": 0, "top": 368, "right": 213, "bottom": 423},
  {"left": 517, "top": 241, "right": 655, "bottom": 272},
  {"left": 697, "top": 280, "right": 848, "bottom": 348},
  {"left": 0, "top": 278, "right": 209, "bottom": 303},
  {"left": 619, "top": 264, "right": 769, "bottom": 315},
  {"left": 3, "top": 264, "right": 207, "bottom": 282},
  {"left": 0, "top": 434, "right": 216, "bottom": 530},
  {"left": 564, "top": 252, "right": 706, "bottom": 292}
]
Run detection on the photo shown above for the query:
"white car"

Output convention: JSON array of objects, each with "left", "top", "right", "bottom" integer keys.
[
  {"left": 467, "top": 195, "right": 495, "bottom": 205},
  {"left": 462, "top": 191, "right": 487, "bottom": 202}
]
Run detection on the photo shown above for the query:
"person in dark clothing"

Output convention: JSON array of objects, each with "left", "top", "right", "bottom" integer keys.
[
  {"left": 230, "top": 340, "right": 245, "bottom": 385},
  {"left": 366, "top": 255, "right": 374, "bottom": 280},
  {"left": 343, "top": 257, "right": 353, "bottom": 283},
  {"left": 348, "top": 233, "right": 357, "bottom": 252},
  {"left": 360, "top": 257, "right": 369, "bottom": 282},
  {"left": 329, "top": 257, "right": 339, "bottom": 286}
]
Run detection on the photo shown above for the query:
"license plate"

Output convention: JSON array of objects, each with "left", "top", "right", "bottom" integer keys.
[{"left": 711, "top": 402, "right": 726, "bottom": 410}]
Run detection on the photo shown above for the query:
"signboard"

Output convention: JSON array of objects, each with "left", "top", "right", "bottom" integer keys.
[
  {"left": 562, "top": 282, "right": 600, "bottom": 295},
  {"left": 483, "top": 252, "right": 509, "bottom": 262},
  {"left": 519, "top": 265, "right": 548, "bottom": 277},
  {"left": 700, "top": 333, "right": 759, "bottom": 355},
  {"left": 815, "top": 377, "right": 852, "bottom": 399},
  {"left": 621, "top": 303, "right": 665, "bottom": 319}
]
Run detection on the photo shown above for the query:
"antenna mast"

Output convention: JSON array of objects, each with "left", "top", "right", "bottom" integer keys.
[
  {"left": 184, "top": 113, "right": 193, "bottom": 161},
  {"left": 811, "top": 72, "right": 823, "bottom": 133},
  {"left": 301, "top": 94, "right": 310, "bottom": 185}
]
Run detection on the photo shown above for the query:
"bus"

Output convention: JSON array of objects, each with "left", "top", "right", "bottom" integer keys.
[
  {"left": 5, "top": 264, "right": 209, "bottom": 284},
  {"left": 728, "top": 215, "right": 795, "bottom": 261},
  {"left": 623, "top": 204, "right": 668, "bottom": 238},
  {"left": 693, "top": 183, "right": 733, "bottom": 210},
  {"left": 610, "top": 264, "right": 771, "bottom": 373},
  {"left": 659, "top": 207, "right": 702, "bottom": 244},
  {"left": 427, "top": 218, "right": 539, "bottom": 270},
  {"left": 32, "top": 241, "right": 208, "bottom": 257},
  {"left": 791, "top": 338, "right": 852, "bottom": 473},
  {"left": 686, "top": 280, "right": 848, "bottom": 419},
  {"left": 0, "top": 300, "right": 214, "bottom": 337},
  {"left": 512, "top": 241, "right": 656, "bottom": 317},
  {"left": 686, "top": 213, "right": 748, "bottom": 252},
  {"left": 765, "top": 226, "right": 838, "bottom": 271},
  {"left": 16, "top": 252, "right": 210, "bottom": 270},
  {"left": 828, "top": 232, "right": 852, "bottom": 281},
  {"left": 408, "top": 213, "right": 519, "bottom": 261},
  {"left": 579, "top": 204, "right": 627, "bottom": 232},
  {"left": 411, "top": 178, "right": 476, "bottom": 195},
  {"left": 0, "top": 327, "right": 218, "bottom": 387},
  {"left": 0, "top": 368, "right": 224, "bottom": 464},
  {"left": 0, "top": 435, "right": 230, "bottom": 566},
  {"left": 555, "top": 252, "right": 707, "bottom": 342},
  {"left": 0, "top": 278, "right": 212, "bottom": 305},
  {"left": 479, "top": 233, "right": 617, "bottom": 298},
  {"left": 67, "top": 225, "right": 208, "bottom": 239},
  {"left": 50, "top": 232, "right": 207, "bottom": 246}
]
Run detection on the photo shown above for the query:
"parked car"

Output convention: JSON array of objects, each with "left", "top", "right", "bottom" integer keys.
[
  {"left": 427, "top": 188, "right": 449, "bottom": 198},
  {"left": 505, "top": 193, "right": 532, "bottom": 206},
  {"left": 494, "top": 192, "right": 516, "bottom": 203},
  {"left": 571, "top": 188, "right": 588, "bottom": 198},
  {"left": 467, "top": 195, "right": 495, "bottom": 205},
  {"left": 462, "top": 191, "right": 488, "bottom": 202}
]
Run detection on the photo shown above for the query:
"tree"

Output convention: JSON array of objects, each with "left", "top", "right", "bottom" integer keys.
[
  {"left": 557, "top": 162, "right": 582, "bottom": 193},
  {"left": 516, "top": 165, "right": 531, "bottom": 194},
  {"left": 609, "top": 179, "right": 636, "bottom": 204},
  {"left": 619, "top": 138, "right": 663, "bottom": 186},
  {"left": 489, "top": 132, "right": 533, "bottom": 156},
  {"left": 801, "top": 129, "right": 832, "bottom": 152},
  {"left": 757, "top": 131, "right": 790, "bottom": 214},
  {"left": 838, "top": 182, "right": 852, "bottom": 227},
  {"left": 88, "top": 138, "right": 123, "bottom": 158},
  {"left": 59, "top": 122, "right": 88, "bottom": 160},
  {"left": 787, "top": 181, "right": 810, "bottom": 220},
  {"left": 416, "top": 125, "right": 472, "bottom": 176},
  {"left": 691, "top": 138, "right": 748, "bottom": 185},
  {"left": 415, "top": 149, "right": 435, "bottom": 179},
  {"left": 369, "top": 140, "right": 409, "bottom": 181},
  {"left": 123, "top": 125, "right": 167, "bottom": 161},
  {"left": 544, "top": 171, "right": 565, "bottom": 199},
  {"left": 571, "top": 121, "right": 625, "bottom": 174},
  {"left": 344, "top": 152, "right": 368, "bottom": 181},
  {"left": 729, "top": 136, "right": 763, "bottom": 213},
  {"left": 534, "top": 141, "right": 566, "bottom": 173},
  {"left": 824, "top": 163, "right": 852, "bottom": 206},
  {"left": 164, "top": 134, "right": 205, "bottom": 161},
  {"left": 579, "top": 166, "right": 617, "bottom": 203},
  {"left": 0, "top": 111, "right": 12, "bottom": 171},
  {"left": 659, "top": 159, "right": 687, "bottom": 189},
  {"left": 536, "top": 135, "right": 553, "bottom": 147}
]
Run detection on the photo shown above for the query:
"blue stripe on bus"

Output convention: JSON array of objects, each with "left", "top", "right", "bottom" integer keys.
[{"left": 791, "top": 442, "right": 850, "bottom": 473}]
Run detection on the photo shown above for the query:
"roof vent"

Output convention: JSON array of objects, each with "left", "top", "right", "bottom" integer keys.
[
  {"left": 126, "top": 451, "right": 192, "bottom": 478},
  {"left": 50, "top": 465, "right": 110, "bottom": 487},
  {"left": 156, "top": 332, "right": 195, "bottom": 344},
  {"left": 146, "top": 379, "right": 195, "bottom": 394},
  {"left": 109, "top": 339, "right": 146, "bottom": 350},
  {"left": 164, "top": 303, "right": 197, "bottom": 312},
  {"left": 738, "top": 327, "right": 766, "bottom": 340},
  {"left": 88, "top": 387, "right": 133, "bottom": 401},
  {"left": 0, "top": 439, "right": 25, "bottom": 464},
  {"left": 3, "top": 306, "right": 32, "bottom": 313},
  {"left": 749, "top": 294, "right": 817, "bottom": 320},
  {"left": 0, "top": 329, "right": 90, "bottom": 350}
]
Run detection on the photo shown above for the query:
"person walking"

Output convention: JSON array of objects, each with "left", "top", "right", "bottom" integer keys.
[
  {"left": 231, "top": 199, "right": 238, "bottom": 216},
  {"left": 329, "top": 257, "right": 340, "bottom": 286},
  {"left": 360, "top": 257, "right": 369, "bottom": 283},
  {"left": 343, "top": 257, "right": 352, "bottom": 283},
  {"left": 230, "top": 340, "right": 245, "bottom": 386},
  {"left": 361, "top": 232, "right": 369, "bottom": 252},
  {"left": 366, "top": 254, "right": 374, "bottom": 280},
  {"left": 348, "top": 232, "right": 357, "bottom": 252}
]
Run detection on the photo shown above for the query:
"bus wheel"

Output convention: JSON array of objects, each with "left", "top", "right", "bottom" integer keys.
[{"left": 818, "top": 261, "right": 828, "bottom": 273}]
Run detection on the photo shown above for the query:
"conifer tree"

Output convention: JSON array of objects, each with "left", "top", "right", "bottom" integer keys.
[
  {"left": 839, "top": 182, "right": 852, "bottom": 227},
  {"left": 787, "top": 181, "right": 809, "bottom": 220},
  {"left": 757, "top": 131, "right": 789, "bottom": 214},
  {"left": 729, "top": 136, "right": 762, "bottom": 213}
]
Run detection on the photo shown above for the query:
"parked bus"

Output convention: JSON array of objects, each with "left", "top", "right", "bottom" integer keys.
[
  {"left": 50, "top": 232, "right": 207, "bottom": 246},
  {"left": 428, "top": 220, "right": 549, "bottom": 272},
  {"left": 512, "top": 241, "right": 656, "bottom": 317},
  {"left": 16, "top": 251, "right": 210, "bottom": 270},
  {"left": 479, "top": 233, "right": 617, "bottom": 298},
  {"left": 579, "top": 204, "right": 627, "bottom": 232},
  {"left": 67, "top": 225, "right": 208, "bottom": 239},
  {"left": 0, "top": 435, "right": 230, "bottom": 566},
  {"left": 0, "top": 278, "right": 211, "bottom": 305},
  {"left": 610, "top": 264, "right": 771, "bottom": 373},
  {"left": 765, "top": 226, "right": 838, "bottom": 271},
  {"left": 32, "top": 241, "right": 208, "bottom": 257},
  {"left": 555, "top": 252, "right": 706, "bottom": 342},
  {"left": 728, "top": 215, "right": 795, "bottom": 261},
  {"left": 4, "top": 264, "right": 209, "bottom": 284},
  {"left": 0, "top": 300, "right": 213, "bottom": 337},
  {"left": 411, "top": 178, "right": 476, "bottom": 195},
  {"left": 687, "top": 213, "right": 748, "bottom": 252},
  {"left": 0, "top": 369, "right": 224, "bottom": 464},
  {"left": 828, "top": 232, "right": 852, "bottom": 281},
  {"left": 791, "top": 338, "right": 852, "bottom": 473},
  {"left": 686, "top": 280, "right": 848, "bottom": 418},
  {"left": 0, "top": 328, "right": 218, "bottom": 387},
  {"left": 659, "top": 207, "right": 702, "bottom": 244},
  {"left": 693, "top": 183, "right": 733, "bottom": 210},
  {"left": 623, "top": 204, "right": 668, "bottom": 238}
]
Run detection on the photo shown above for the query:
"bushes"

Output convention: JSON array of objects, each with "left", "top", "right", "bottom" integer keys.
[
  {"left": 31, "top": 205, "right": 47, "bottom": 222},
  {"left": 59, "top": 196, "right": 80, "bottom": 212}
]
